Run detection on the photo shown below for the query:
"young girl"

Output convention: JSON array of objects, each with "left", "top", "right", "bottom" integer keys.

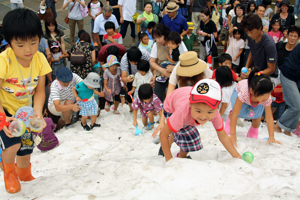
[
  {"left": 268, "top": 19, "right": 283, "bottom": 43},
  {"left": 88, "top": 0, "right": 103, "bottom": 46},
  {"left": 279, "top": 27, "right": 289, "bottom": 42},
  {"left": 128, "top": 60, "right": 153, "bottom": 99},
  {"left": 155, "top": 79, "right": 241, "bottom": 161},
  {"left": 50, "top": 41, "right": 68, "bottom": 80},
  {"left": 225, "top": 68, "right": 282, "bottom": 147},
  {"left": 138, "top": 31, "right": 153, "bottom": 53},
  {"left": 247, "top": 1, "right": 256, "bottom": 14},
  {"left": 132, "top": 84, "right": 163, "bottom": 130},
  {"left": 103, "top": 55, "right": 122, "bottom": 114},
  {"left": 226, "top": 29, "right": 245, "bottom": 71},
  {"left": 215, "top": 66, "right": 237, "bottom": 121}
]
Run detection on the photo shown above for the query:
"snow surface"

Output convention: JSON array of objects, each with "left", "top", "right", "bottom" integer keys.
[{"left": 1, "top": 106, "right": 300, "bottom": 200}]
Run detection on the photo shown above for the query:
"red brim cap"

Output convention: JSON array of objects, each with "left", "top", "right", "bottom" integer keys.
[{"left": 190, "top": 94, "right": 220, "bottom": 109}]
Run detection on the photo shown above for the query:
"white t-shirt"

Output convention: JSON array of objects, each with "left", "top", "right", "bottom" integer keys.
[
  {"left": 229, "top": 9, "right": 236, "bottom": 19},
  {"left": 88, "top": 1, "right": 103, "bottom": 17},
  {"left": 150, "top": 41, "right": 188, "bottom": 59},
  {"left": 118, "top": 0, "right": 137, "bottom": 22},
  {"left": 226, "top": 36, "right": 245, "bottom": 65},
  {"left": 220, "top": 82, "right": 236, "bottom": 117},
  {"left": 132, "top": 70, "right": 153, "bottom": 98},
  {"left": 169, "top": 62, "right": 213, "bottom": 87},
  {"left": 93, "top": 13, "right": 119, "bottom": 35}
]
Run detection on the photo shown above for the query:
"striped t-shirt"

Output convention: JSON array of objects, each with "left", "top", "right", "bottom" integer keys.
[{"left": 48, "top": 73, "right": 82, "bottom": 105}]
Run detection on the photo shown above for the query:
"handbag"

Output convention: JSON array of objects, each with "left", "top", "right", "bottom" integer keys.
[
  {"left": 205, "top": 34, "right": 218, "bottom": 58},
  {"left": 80, "top": 5, "right": 89, "bottom": 18},
  {"left": 37, "top": 7, "right": 54, "bottom": 21},
  {"left": 64, "top": 2, "right": 76, "bottom": 24}
]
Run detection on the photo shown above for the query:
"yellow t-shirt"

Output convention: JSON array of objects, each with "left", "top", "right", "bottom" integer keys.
[{"left": 0, "top": 48, "right": 52, "bottom": 115}]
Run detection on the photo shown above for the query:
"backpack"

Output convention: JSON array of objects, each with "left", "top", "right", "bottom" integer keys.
[{"left": 70, "top": 42, "right": 87, "bottom": 66}]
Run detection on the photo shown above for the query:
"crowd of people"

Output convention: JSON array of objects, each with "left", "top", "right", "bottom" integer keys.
[{"left": 0, "top": 0, "right": 300, "bottom": 194}]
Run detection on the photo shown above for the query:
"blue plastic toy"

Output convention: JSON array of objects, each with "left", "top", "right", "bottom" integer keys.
[
  {"left": 241, "top": 67, "right": 248, "bottom": 74},
  {"left": 242, "top": 152, "right": 254, "bottom": 163},
  {"left": 135, "top": 125, "right": 143, "bottom": 136}
]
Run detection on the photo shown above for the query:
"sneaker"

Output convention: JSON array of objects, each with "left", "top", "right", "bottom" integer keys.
[
  {"left": 158, "top": 146, "right": 164, "bottom": 156},
  {"left": 156, "top": 76, "right": 166, "bottom": 83},
  {"left": 295, "top": 15, "right": 298, "bottom": 19},
  {"left": 81, "top": 122, "right": 91, "bottom": 131},
  {"left": 147, "top": 122, "right": 155, "bottom": 130},
  {"left": 91, "top": 123, "right": 101, "bottom": 129},
  {"left": 143, "top": 126, "right": 152, "bottom": 131}
]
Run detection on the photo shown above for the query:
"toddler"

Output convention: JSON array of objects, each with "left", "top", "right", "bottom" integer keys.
[
  {"left": 146, "top": 21, "right": 156, "bottom": 40},
  {"left": 226, "top": 29, "right": 245, "bottom": 71},
  {"left": 103, "top": 21, "right": 123, "bottom": 45},
  {"left": 36, "top": 118, "right": 59, "bottom": 152},
  {"left": 50, "top": 41, "right": 68, "bottom": 80},
  {"left": 183, "top": 22, "right": 197, "bottom": 51},
  {"left": 138, "top": 31, "right": 153, "bottom": 53}
]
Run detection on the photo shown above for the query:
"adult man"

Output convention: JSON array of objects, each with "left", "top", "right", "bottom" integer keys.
[
  {"left": 190, "top": 0, "right": 211, "bottom": 34},
  {"left": 93, "top": 5, "right": 119, "bottom": 48},
  {"left": 48, "top": 67, "right": 82, "bottom": 129},
  {"left": 161, "top": 2, "right": 188, "bottom": 37},
  {"left": 98, "top": 43, "right": 126, "bottom": 68},
  {"left": 256, "top": 4, "right": 269, "bottom": 33},
  {"left": 242, "top": 14, "right": 279, "bottom": 87}
]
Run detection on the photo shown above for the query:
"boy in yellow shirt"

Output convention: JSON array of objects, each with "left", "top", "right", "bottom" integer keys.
[{"left": 0, "top": 9, "right": 52, "bottom": 193}]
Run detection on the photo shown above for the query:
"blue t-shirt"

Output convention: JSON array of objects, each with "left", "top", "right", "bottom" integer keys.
[
  {"left": 75, "top": 82, "right": 94, "bottom": 100},
  {"left": 160, "top": 13, "right": 188, "bottom": 34},
  {"left": 280, "top": 44, "right": 300, "bottom": 82}
]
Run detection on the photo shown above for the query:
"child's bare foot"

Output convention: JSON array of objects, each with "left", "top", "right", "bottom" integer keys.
[
  {"left": 283, "top": 130, "right": 292, "bottom": 136},
  {"left": 274, "top": 124, "right": 282, "bottom": 133}
]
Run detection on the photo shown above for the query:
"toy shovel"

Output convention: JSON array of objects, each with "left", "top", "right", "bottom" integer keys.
[
  {"left": 135, "top": 125, "right": 143, "bottom": 136},
  {"left": 128, "top": 93, "right": 134, "bottom": 102}
]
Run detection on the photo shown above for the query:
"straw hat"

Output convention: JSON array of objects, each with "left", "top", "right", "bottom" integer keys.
[
  {"left": 165, "top": 2, "right": 179, "bottom": 13},
  {"left": 176, "top": 51, "right": 208, "bottom": 77}
]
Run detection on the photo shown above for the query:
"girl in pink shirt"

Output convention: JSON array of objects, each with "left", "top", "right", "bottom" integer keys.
[
  {"left": 225, "top": 68, "right": 282, "bottom": 146},
  {"left": 268, "top": 19, "right": 283, "bottom": 43},
  {"left": 156, "top": 79, "right": 241, "bottom": 162}
]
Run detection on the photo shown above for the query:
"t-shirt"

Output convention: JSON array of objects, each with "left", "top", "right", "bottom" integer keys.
[
  {"left": 160, "top": 13, "right": 188, "bottom": 34},
  {"left": 0, "top": 48, "right": 52, "bottom": 115},
  {"left": 261, "top": 18, "right": 270, "bottom": 29},
  {"left": 64, "top": 0, "right": 85, "bottom": 20},
  {"left": 38, "top": 37, "right": 49, "bottom": 57},
  {"left": 132, "top": 94, "right": 162, "bottom": 113},
  {"left": 48, "top": 73, "right": 82, "bottom": 105},
  {"left": 200, "top": 20, "right": 217, "bottom": 45},
  {"left": 44, "top": 30, "right": 65, "bottom": 48},
  {"left": 132, "top": 70, "right": 153, "bottom": 98},
  {"left": 120, "top": 49, "right": 150, "bottom": 75},
  {"left": 280, "top": 44, "right": 300, "bottom": 82},
  {"left": 276, "top": 41, "right": 291, "bottom": 68},
  {"left": 263, "top": 7, "right": 273, "bottom": 21},
  {"left": 247, "top": 33, "right": 278, "bottom": 77},
  {"left": 229, "top": 9, "right": 236, "bottom": 18},
  {"left": 171, "top": 47, "right": 180, "bottom": 62},
  {"left": 220, "top": 82, "right": 236, "bottom": 116},
  {"left": 236, "top": 79, "right": 272, "bottom": 107},
  {"left": 118, "top": 0, "right": 136, "bottom": 22},
  {"left": 212, "top": 68, "right": 239, "bottom": 82},
  {"left": 268, "top": 30, "right": 283, "bottom": 44},
  {"left": 164, "top": 87, "right": 224, "bottom": 133},
  {"left": 103, "top": 33, "right": 123, "bottom": 44},
  {"left": 87, "top": 1, "right": 103, "bottom": 17},
  {"left": 75, "top": 81, "right": 94, "bottom": 100},
  {"left": 183, "top": 33, "right": 197, "bottom": 51},
  {"left": 98, "top": 43, "right": 126, "bottom": 63},
  {"left": 138, "top": 40, "right": 153, "bottom": 53},
  {"left": 192, "top": 0, "right": 210, "bottom": 12},
  {"left": 93, "top": 13, "right": 119, "bottom": 35},
  {"left": 271, "top": 85, "right": 284, "bottom": 104},
  {"left": 226, "top": 36, "right": 245, "bottom": 65},
  {"left": 150, "top": 41, "right": 187, "bottom": 59}
]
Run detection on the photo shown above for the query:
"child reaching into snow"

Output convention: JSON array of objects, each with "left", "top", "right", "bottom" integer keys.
[
  {"left": 132, "top": 84, "right": 163, "bottom": 131},
  {"left": 154, "top": 79, "right": 241, "bottom": 161},
  {"left": 36, "top": 118, "right": 59, "bottom": 152},
  {"left": 225, "top": 68, "right": 282, "bottom": 146}
]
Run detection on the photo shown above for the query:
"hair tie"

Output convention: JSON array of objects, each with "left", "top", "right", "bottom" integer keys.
[{"left": 256, "top": 71, "right": 263, "bottom": 76}]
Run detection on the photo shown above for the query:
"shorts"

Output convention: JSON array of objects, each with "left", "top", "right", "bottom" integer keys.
[
  {"left": 164, "top": 110, "right": 203, "bottom": 152},
  {"left": 126, "top": 82, "right": 133, "bottom": 104},
  {"left": 48, "top": 100, "right": 66, "bottom": 120},
  {"left": 0, "top": 109, "right": 34, "bottom": 156},
  {"left": 219, "top": 28, "right": 229, "bottom": 42},
  {"left": 78, "top": 99, "right": 98, "bottom": 116},
  {"left": 107, "top": 94, "right": 121, "bottom": 105},
  {"left": 231, "top": 89, "right": 264, "bottom": 119},
  {"left": 120, "top": 87, "right": 126, "bottom": 96}
]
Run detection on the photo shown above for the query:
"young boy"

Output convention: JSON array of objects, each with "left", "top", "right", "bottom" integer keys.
[
  {"left": 0, "top": 8, "right": 52, "bottom": 193},
  {"left": 183, "top": 22, "right": 197, "bottom": 51},
  {"left": 103, "top": 21, "right": 123, "bottom": 45},
  {"left": 212, "top": 53, "right": 242, "bottom": 82},
  {"left": 73, "top": 72, "right": 104, "bottom": 131},
  {"left": 146, "top": 21, "right": 156, "bottom": 41},
  {"left": 154, "top": 79, "right": 241, "bottom": 161},
  {"left": 156, "top": 31, "right": 181, "bottom": 83}
]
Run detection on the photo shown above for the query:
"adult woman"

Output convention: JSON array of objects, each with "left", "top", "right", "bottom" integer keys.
[
  {"left": 44, "top": 18, "right": 66, "bottom": 54},
  {"left": 198, "top": 9, "right": 217, "bottom": 61},
  {"left": 107, "top": 0, "right": 120, "bottom": 25},
  {"left": 228, "top": 0, "right": 241, "bottom": 27},
  {"left": 70, "top": 30, "right": 95, "bottom": 79},
  {"left": 62, "top": 0, "right": 86, "bottom": 45},
  {"left": 136, "top": 2, "right": 159, "bottom": 31},
  {"left": 150, "top": 23, "right": 187, "bottom": 102},
  {"left": 271, "top": 0, "right": 295, "bottom": 32}
]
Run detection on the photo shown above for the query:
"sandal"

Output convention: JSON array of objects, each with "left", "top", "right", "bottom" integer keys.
[
  {"left": 113, "top": 110, "right": 120, "bottom": 114},
  {"left": 104, "top": 103, "right": 110, "bottom": 112}
]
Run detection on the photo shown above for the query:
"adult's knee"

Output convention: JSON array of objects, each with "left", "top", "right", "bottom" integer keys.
[{"left": 64, "top": 100, "right": 74, "bottom": 105}]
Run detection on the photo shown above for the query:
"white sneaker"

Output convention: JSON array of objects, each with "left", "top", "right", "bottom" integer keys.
[{"left": 295, "top": 15, "right": 298, "bottom": 19}]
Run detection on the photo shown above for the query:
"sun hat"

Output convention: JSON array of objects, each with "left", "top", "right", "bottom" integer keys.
[
  {"left": 176, "top": 51, "right": 208, "bottom": 77},
  {"left": 165, "top": 2, "right": 179, "bottom": 13},
  {"left": 83, "top": 72, "right": 101, "bottom": 88},
  {"left": 50, "top": 41, "right": 60, "bottom": 49},
  {"left": 280, "top": 0, "right": 290, "bottom": 7},
  {"left": 190, "top": 79, "right": 222, "bottom": 109},
  {"left": 56, "top": 67, "right": 73, "bottom": 83},
  {"left": 103, "top": 55, "right": 120, "bottom": 68},
  {"left": 187, "top": 22, "right": 195, "bottom": 30}
]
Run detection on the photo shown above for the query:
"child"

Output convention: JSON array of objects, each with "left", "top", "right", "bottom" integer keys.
[
  {"left": 36, "top": 118, "right": 59, "bottom": 152},
  {"left": 268, "top": 19, "right": 283, "bottom": 43},
  {"left": 212, "top": 53, "right": 242, "bottom": 82},
  {"left": 0, "top": 9, "right": 52, "bottom": 193},
  {"left": 279, "top": 27, "right": 289, "bottom": 42},
  {"left": 183, "top": 22, "right": 197, "bottom": 51},
  {"left": 226, "top": 29, "right": 245, "bottom": 72},
  {"left": 225, "top": 68, "right": 282, "bottom": 147},
  {"left": 247, "top": 1, "right": 256, "bottom": 14},
  {"left": 103, "top": 21, "right": 123, "bottom": 45},
  {"left": 88, "top": 0, "right": 103, "bottom": 46},
  {"left": 154, "top": 79, "right": 241, "bottom": 161},
  {"left": 138, "top": 31, "right": 153, "bottom": 53},
  {"left": 103, "top": 55, "right": 122, "bottom": 114},
  {"left": 132, "top": 84, "right": 163, "bottom": 131},
  {"left": 50, "top": 41, "right": 68, "bottom": 80},
  {"left": 271, "top": 84, "right": 285, "bottom": 121},
  {"left": 128, "top": 60, "right": 153, "bottom": 99},
  {"left": 215, "top": 66, "right": 237, "bottom": 121},
  {"left": 263, "top": 0, "right": 273, "bottom": 21},
  {"left": 219, "top": 6, "right": 231, "bottom": 52},
  {"left": 146, "top": 21, "right": 156, "bottom": 41},
  {"left": 156, "top": 31, "right": 181, "bottom": 83},
  {"left": 73, "top": 72, "right": 103, "bottom": 130}
]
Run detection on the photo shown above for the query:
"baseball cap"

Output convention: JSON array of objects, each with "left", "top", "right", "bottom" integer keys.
[
  {"left": 83, "top": 72, "right": 101, "bottom": 88},
  {"left": 56, "top": 67, "right": 73, "bottom": 83},
  {"left": 50, "top": 41, "right": 60, "bottom": 49},
  {"left": 187, "top": 22, "right": 194, "bottom": 30},
  {"left": 190, "top": 79, "right": 222, "bottom": 109}
]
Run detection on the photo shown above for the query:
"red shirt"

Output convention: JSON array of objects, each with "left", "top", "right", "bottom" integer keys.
[
  {"left": 212, "top": 69, "right": 239, "bottom": 82},
  {"left": 97, "top": 43, "right": 126, "bottom": 63},
  {"left": 271, "top": 85, "right": 284, "bottom": 103}
]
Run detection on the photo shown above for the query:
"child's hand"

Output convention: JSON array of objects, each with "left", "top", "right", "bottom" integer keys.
[
  {"left": 133, "top": 120, "right": 138, "bottom": 127},
  {"left": 127, "top": 75, "right": 134, "bottom": 83},
  {"left": 230, "top": 134, "right": 237, "bottom": 147},
  {"left": 76, "top": 97, "right": 82, "bottom": 102},
  {"left": 59, "top": 55, "right": 64, "bottom": 60},
  {"left": 128, "top": 89, "right": 134, "bottom": 94},
  {"left": 152, "top": 124, "right": 163, "bottom": 138},
  {"left": 266, "top": 137, "right": 282, "bottom": 145},
  {"left": 32, "top": 113, "right": 47, "bottom": 130},
  {"left": 2, "top": 117, "right": 16, "bottom": 138},
  {"left": 123, "top": 85, "right": 128, "bottom": 91}
]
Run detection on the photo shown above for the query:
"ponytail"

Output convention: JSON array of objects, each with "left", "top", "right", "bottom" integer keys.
[{"left": 248, "top": 68, "right": 273, "bottom": 96}]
